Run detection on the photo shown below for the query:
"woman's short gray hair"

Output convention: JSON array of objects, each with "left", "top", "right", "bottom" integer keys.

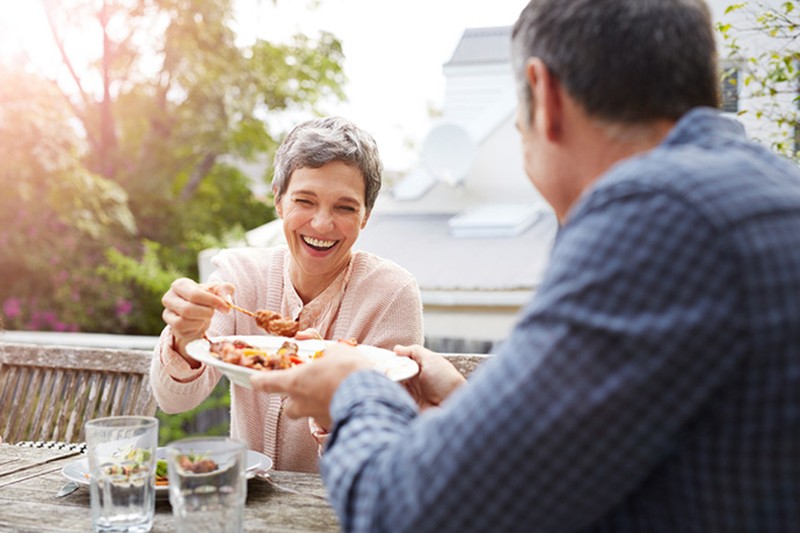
[{"left": 272, "top": 117, "right": 383, "bottom": 211}]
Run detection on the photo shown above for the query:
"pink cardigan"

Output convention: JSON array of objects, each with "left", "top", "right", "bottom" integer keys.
[{"left": 150, "top": 246, "right": 424, "bottom": 472}]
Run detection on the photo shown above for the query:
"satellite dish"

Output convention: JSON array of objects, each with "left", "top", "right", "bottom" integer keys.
[{"left": 419, "top": 123, "right": 475, "bottom": 187}]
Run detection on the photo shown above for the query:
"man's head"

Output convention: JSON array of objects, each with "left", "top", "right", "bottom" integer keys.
[
  {"left": 511, "top": 0, "right": 719, "bottom": 128},
  {"left": 510, "top": 0, "right": 719, "bottom": 219}
]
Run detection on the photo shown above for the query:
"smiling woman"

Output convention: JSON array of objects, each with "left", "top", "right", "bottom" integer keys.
[{"left": 152, "top": 116, "right": 425, "bottom": 473}]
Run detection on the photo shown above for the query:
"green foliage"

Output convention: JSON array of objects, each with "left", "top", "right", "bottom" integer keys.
[
  {"left": 717, "top": 1, "right": 800, "bottom": 161},
  {"left": 157, "top": 379, "right": 232, "bottom": 445},
  {"left": 0, "top": 0, "right": 345, "bottom": 335}
]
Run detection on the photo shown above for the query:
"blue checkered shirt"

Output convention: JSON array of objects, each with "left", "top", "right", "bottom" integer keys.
[{"left": 321, "top": 108, "right": 800, "bottom": 532}]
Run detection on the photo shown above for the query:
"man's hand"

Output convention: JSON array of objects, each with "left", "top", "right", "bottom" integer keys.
[
  {"left": 249, "top": 343, "right": 372, "bottom": 429},
  {"left": 394, "top": 345, "right": 466, "bottom": 410}
]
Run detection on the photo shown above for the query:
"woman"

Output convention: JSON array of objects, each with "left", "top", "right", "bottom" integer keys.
[{"left": 151, "top": 117, "right": 424, "bottom": 472}]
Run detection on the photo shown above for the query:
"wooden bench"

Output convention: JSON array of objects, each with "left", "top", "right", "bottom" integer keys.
[
  {"left": 0, "top": 342, "right": 156, "bottom": 444},
  {"left": 443, "top": 353, "right": 491, "bottom": 378}
]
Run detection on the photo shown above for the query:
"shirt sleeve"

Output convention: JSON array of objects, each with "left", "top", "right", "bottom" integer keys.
[{"left": 321, "top": 187, "right": 744, "bottom": 532}]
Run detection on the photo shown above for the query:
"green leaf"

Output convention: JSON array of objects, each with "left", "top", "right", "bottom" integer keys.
[{"left": 725, "top": 3, "right": 747, "bottom": 14}]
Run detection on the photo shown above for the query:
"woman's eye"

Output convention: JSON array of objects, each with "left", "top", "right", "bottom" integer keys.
[
  {"left": 337, "top": 205, "right": 357, "bottom": 213},
  {"left": 295, "top": 198, "right": 312, "bottom": 205}
]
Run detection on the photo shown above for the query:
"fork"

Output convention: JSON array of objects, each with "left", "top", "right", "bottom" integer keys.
[
  {"left": 228, "top": 302, "right": 256, "bottom": 318},
  {"left": 254, "top": 471, "right": 328, "bottom": 501}
]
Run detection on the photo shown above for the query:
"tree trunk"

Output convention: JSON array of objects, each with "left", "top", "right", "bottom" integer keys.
[
  {"left": 99, "top": 0, "right": 118, "bottom": 179},
  {"left": 180, "top": 152, "right": 218, "bottom": 200}
]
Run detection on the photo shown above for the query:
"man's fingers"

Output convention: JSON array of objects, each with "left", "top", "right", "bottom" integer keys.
[
  {"left": 393, "top": 344, "right": 423, "bottom": 364},
  {"left": 393, "top": 344, "right": 412, "bottom": 355},
  {"left": 250, "top": 368, "right": 295, "bottom": 394}
]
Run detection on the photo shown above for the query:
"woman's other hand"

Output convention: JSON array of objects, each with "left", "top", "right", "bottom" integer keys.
[{"left": 295, "top": 327, "right": 323, "bottom": 341}]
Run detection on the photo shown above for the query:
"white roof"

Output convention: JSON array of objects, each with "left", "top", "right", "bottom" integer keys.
[{"left": 356, "top": 209, "right": 557, "bottom": 293}]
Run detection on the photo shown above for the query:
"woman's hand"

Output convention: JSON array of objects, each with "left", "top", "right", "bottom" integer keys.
[
  {"left": 394, "top": 344, "right": 466, "bottom": 410},
  {"left": 161, "top": 278, "right": 234, "bottom": 365},
  {"left": 295, "top": 327, "right": 323, "bottom": 341}
]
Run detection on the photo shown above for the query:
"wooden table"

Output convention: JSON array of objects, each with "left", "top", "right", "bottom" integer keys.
[{"left": 0, "top": 444, "right": 340, "bottom": 532}]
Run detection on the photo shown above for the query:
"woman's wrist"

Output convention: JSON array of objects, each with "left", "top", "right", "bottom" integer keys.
[{"left": 171, "top": 333, "right": 202, "bottom": 369}]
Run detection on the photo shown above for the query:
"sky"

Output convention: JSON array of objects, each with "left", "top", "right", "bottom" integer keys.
[
  {"left": 0, "top": 0, "right": 529, "bottom": 171},
  {"left": 233, "top": 0, "right": 530, "bottom": 170}
]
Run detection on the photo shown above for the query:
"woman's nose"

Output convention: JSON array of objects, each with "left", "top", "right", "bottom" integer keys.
[{"left": 310, "top": 210, "right": 334, "bottom": 231}]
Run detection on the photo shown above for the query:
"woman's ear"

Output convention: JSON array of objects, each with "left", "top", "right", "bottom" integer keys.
[
  {"left": 274, "top": 191, "right": 283, "bottom": 218},
  {"left": 361, "top": 210, "right": 371, "bottom": 229}
]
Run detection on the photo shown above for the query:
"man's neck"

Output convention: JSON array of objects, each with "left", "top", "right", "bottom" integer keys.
[{"left": 561, "top": 117, "right": 676, "bottom": 221}]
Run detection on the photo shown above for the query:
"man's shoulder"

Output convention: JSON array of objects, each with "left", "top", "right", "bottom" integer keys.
[{"left": 585, "top": 141, "right": 800, "bottom": 231}]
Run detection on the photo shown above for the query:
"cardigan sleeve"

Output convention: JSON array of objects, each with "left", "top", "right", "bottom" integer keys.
[{"left": 149, "top": 250, "right": 250, "bottom": 414}]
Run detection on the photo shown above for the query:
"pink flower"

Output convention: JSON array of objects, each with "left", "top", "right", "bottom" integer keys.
[
  {"left": 115, "top": 299, "right": 133, "bottom": 318},
  {"left": 2, "top": 298, "right": 22, "bottom": 319}
]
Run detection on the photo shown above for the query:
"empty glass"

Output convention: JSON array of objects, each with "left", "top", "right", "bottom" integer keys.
[
  {"left": 166, "top": 437, "right": 247, "bottom": 533},
  {"left": 85, "top": 416, "right": 158, "bottom": 533}
]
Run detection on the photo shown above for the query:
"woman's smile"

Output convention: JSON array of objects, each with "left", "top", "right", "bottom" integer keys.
[{"left": 302, "top": 235, "right": 339, "bottom": 253}]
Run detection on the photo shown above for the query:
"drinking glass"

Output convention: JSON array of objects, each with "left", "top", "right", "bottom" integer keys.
[
  {"left": 166, "top": 437, "right": 247, "bottom": 533},
  {"left": 85, "top": 416, "right": 159, "bottom": 533}
]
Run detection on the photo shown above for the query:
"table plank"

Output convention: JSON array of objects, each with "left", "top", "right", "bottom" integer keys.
[
  {"left": 0, "top": 444, "right": 339, "bottom": 532},
  {"left": 0, "top": 448, "right": 83, "bottom": 480}
]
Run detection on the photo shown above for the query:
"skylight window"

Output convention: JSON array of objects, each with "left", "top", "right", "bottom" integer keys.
[{"left": 448, "top": 204, "right": 544, "bottom": 238}]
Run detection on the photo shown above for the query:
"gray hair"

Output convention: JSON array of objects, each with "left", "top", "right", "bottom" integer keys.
[
  {"left": 511, "top": 0, "right": 720, "bottom": 126},
  {"left": 272, "top": 117, "right": 383, "bottom": 211}
]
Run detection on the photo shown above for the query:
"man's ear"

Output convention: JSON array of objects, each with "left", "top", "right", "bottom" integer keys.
[
  {"left": 361, "top": 210, "right": 371, "bottom": 229},
  {"left": 526, "top": 57, "right": 563, "bottom": 142}
]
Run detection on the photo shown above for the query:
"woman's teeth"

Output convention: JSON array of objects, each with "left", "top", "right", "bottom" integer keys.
[{"left": 303, "top": 236, "right": 336, "bottom": 249}]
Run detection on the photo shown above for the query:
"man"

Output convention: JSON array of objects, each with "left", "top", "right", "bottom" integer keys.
[{"left": 252, "top": 0, "right": 800, "bottom": 531}]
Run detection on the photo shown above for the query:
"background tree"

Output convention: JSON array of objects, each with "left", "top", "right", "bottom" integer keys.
[
  {"left": 718, "top": 0, "right": 800, "bottom": 161},
  {"left": 0, "top": 0, "right": 346, "bottom": 334}
]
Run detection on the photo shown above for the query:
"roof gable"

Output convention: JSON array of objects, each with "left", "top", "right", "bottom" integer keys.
[{"left": 444, "top": 26, "right": 512, "bottom": 67}]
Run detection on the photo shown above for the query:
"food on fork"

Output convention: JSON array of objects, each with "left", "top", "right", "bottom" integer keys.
[
  {"left": 253, "top": 309, "right": 300, "bottom": 337},
  {"left": 222, "top": 294, "right": 300, "bottom": 337}
]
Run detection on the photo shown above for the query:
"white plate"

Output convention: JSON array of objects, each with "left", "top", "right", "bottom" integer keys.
[
  {"left": 186, "top": 335, "right": 420, "bottom": 389},
  {"left": 60, "top": 447, "right": 272, "bottom": 494}
]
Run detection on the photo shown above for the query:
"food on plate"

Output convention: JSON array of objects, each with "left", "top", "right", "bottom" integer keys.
[
  {"left": 176, "top": 454, "right": 219, "bottom": 474},
  {"left": 253, "top": 309, "right": 300, "bottom": 337},
  {"left": 207, "top": 337, "right": 362, "bottom": 372},
  {"left": 209, "top": 338, "right": 308, "bottom": 370},
  {"left": 155, "top": 460, "right": 168, "bottom": 486}
]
